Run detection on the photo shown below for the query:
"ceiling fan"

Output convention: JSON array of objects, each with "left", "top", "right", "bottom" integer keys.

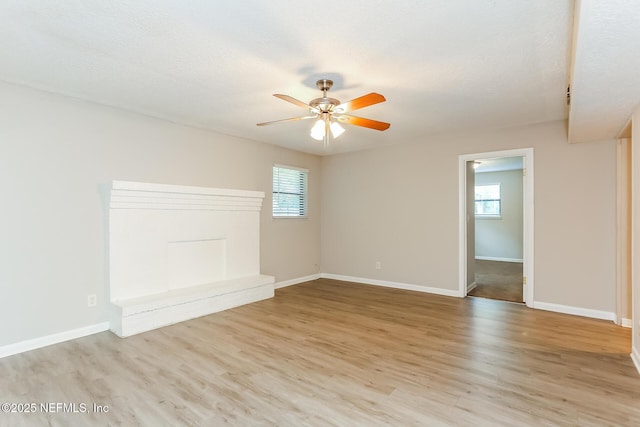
[{"left": 257, "top": 79, "right": 390, "bottom": 146}]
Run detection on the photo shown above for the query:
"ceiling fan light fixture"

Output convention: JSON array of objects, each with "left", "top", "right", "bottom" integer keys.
[
  {"left": 330, "top": 121, "right": 345, "bottom": 139},
  {"left": 310, "top": 119, "right": 325, "bottom": 140}
]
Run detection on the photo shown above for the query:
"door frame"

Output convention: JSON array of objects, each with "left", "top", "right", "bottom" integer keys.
[
  {"left": 458, "top": 148, "right": 534, "bottom": 306},
  {"left": 616, "top": 138, "right": 632, "bottom": 326}
]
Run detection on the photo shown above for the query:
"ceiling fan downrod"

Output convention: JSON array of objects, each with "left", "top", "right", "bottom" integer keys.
[{"left": 316, "top": 79, "right": 333, "bottom": 96}]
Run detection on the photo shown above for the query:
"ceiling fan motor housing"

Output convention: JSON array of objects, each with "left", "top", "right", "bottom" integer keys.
[
  {"left": 310, "top": 97, "right": 340, "bottom": 112},
  {"left": 311, "top": 79, "right": 340, "bottom": 112}
]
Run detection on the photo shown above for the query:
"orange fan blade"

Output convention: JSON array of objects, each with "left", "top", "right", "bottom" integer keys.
[
  {"left": 335, "top": 114, "right": 391, "bottom": 131},
  {"left": 256, "top": 115, "right": 317, "bottom": 126},
  {"left": 335, "top": 93, "right": 386, "bottom": 113}
]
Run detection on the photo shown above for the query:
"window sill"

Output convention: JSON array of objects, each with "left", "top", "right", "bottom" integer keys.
[{"left": 476, "top": 215, "right": 502, "bottom": 220}]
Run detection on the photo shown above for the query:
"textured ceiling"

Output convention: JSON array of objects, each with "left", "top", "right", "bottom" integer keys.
[
  {"left": 568, "top": 0, "right": 640, "bottom": 143},
  {"left": 0, "top": 0, "right": 599, "bottom": 155}
]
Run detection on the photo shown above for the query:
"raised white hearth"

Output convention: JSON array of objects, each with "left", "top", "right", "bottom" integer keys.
[{"left": 108, "top": 180, "right": 274, "bottom": 337}]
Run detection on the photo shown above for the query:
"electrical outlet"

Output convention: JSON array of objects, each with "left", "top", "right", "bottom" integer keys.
[
  {"left": 375, "top": 261, "right": 381, "bottom": 269},
  {"left": 87, "top": 294, "right": 97, "bottom": 307}
]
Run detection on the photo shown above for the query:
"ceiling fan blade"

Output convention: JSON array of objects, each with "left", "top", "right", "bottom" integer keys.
[
  {"left": 273, "top": 94, "right": 315, "bottom": 110},
  {"left": 335, "top": 93, "right": 386, "bottom": 113},
  {"left": 335, "top": 114, "right": 391, "bottom": 131},
  {"left": 256, "top": 115, "right": 317, "bottom": 126}
]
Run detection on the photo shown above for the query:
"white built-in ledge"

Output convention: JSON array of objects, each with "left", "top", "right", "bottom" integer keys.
[
  {"left": 108, "top": 180, "right": 274, "bottom": 337},
  {"left": 110, "top": 275, "right": 274, "bottom": 337}
]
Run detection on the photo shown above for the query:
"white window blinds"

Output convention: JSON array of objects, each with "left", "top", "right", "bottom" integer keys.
[
  {"left": 475, "top": 184, "right": 501, "bottom": 216},
  {"left": 273, "top": 165, "right": 308, "bottom": 217}
]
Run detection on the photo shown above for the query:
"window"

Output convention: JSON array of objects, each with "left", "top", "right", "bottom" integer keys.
[
  {"left": 475, "top": 184, "right": 501, "bottom": 217},
  {"left": 273, "top": 165, "right": 308, "bottom": 217}
]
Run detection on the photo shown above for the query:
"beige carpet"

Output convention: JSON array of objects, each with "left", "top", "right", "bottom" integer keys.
[{"left": 468, "top": 260, "right": 523, "bottom": 303}]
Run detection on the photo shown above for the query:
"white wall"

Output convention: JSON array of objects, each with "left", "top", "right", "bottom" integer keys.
[
  {"left": 321, "top": 120, "right": 617, "bottom": 313},
  {"left": 475, "top": 169, "right": 523, "bottom": 261},
  {"left": 0, "top": 80, "right": 624, "bottom": 352},
  {"left": 0, "top": 81, "right": 321, "bottom": 347}
]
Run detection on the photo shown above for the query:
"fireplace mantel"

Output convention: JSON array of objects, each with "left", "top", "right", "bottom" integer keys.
[
  {"left": 109, "top": 180, "right": 266, "bottom": 211},
  {"left": 107, "top": 180, "right": 274, "bottom": 337}
]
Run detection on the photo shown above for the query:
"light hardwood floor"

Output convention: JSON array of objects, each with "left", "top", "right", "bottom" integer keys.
[{"left": 1, "top": 278, "right": 639, "bottom": 426}]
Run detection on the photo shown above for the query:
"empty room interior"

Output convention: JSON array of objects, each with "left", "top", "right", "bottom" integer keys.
[{"left": 2, "top": 1, "right": 640, "bottom": 425}]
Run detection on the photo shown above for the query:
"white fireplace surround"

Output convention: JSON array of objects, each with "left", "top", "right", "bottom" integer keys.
[{"left": 108, "top": 180, "right": 274, "bottom": 337}]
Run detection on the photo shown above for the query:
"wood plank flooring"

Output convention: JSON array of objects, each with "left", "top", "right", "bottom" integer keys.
[{"left": 1, "top": 278, "right": 638, "bottom": 426}]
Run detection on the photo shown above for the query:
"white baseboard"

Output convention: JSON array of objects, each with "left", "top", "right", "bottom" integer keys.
[
  {"left": 621, "top": 318, "right": 633, "bottom": 328},
  {"left": 0, "top": 322, "right": 110, "bottom": 359},
  {"left": 274, "top": 273, "right": 321, "bottom": 289},
  {"left": 475, "top": 256, "right": 523, "bottom": 263},
  {"left": 467, "top": 281, "right": 477, "bottom": 293},
  {"left": 1, "top": 280, "right": 625, "bottom": 359},
  {"left": 631, "top": 347, "right": 640, "bottom": 376},
  {"left": 320, "top": 273, "right": 461, "bottom": 298},
  {"left": 0, "top": 274, "right": 316, "bottom": 357},
  {"left": 532, "top": 301, "right": 616, "bottom": 322}
]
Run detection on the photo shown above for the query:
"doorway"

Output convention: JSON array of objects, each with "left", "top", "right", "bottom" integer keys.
[
  {"left": 458, "top": 148, "right": 534, "bottom": 307},
  {"left": 469, "top": 156, "right": 524, "bottom": 302}
]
